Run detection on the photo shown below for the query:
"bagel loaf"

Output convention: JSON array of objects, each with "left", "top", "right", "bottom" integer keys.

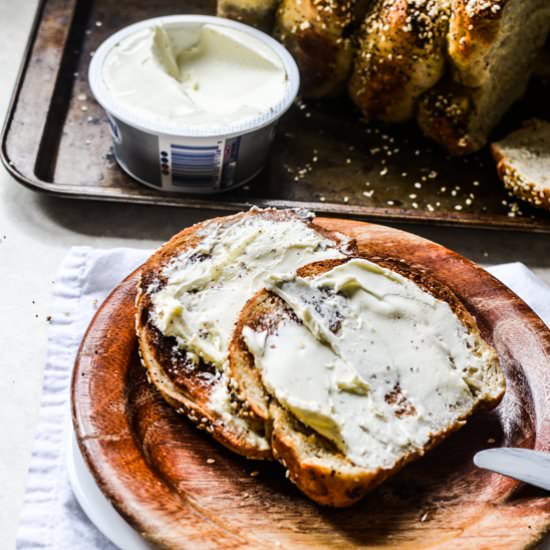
[
  {"left": 229, "top": 258, "right": 504, "bottom": 506},
  {"left": 136, "top": 208, "right": 352, "bottom": 460},
  {"left": 218, "top": 0, "right": 550, "bottom": 154}
]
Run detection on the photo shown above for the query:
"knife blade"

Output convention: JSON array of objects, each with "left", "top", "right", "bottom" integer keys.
[{"left": 474, "top": 448, "right": 550, "bottom": 491}]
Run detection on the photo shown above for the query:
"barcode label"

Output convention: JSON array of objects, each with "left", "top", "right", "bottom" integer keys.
[{"left": 159, "top": 137, "right": 224, "bottom": 190}]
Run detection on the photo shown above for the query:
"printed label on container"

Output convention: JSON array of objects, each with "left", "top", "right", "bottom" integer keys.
[
  {"left": 159, "top": 136, "right": 225, "bottom": 190},
  {"left": 158, "top": 135, "right": 242, "bottom": 191}
]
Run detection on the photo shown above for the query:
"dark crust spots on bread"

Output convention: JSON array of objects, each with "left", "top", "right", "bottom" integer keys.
[
  {"left": 243, "top": 293, "right": 299, "bottom": 336},
  {"left": 146, "top": 322, "right": 219, "bottom": 391},
  {"left": 385, "top": 382, "right": 417, "bottom": 417}
]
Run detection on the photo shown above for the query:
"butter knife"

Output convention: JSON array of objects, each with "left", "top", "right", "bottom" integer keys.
[{"left": 474, "top": 448, "right": 550, "bottom": 491}]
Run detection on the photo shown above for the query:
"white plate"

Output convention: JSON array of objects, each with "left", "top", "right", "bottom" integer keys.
[{"left": 66, "top": 424, "right": 152, "bottom": 549}]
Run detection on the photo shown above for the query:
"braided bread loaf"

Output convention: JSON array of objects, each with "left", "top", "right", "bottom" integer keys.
[{"left": 218, "top": 0, "right": 550, "bottom": 155}]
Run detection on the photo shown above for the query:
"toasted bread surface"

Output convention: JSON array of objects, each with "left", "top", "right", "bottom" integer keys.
[{"left": 230, "top": 257, "right": 504, "bottom": 506}]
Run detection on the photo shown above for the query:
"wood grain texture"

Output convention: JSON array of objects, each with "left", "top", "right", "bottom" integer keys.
[
  {"left": 72, "top": 218, "right": 550, "bottom": 549},
  {"left": 3, "top": 0, "right": 550, "bottom": 231}
]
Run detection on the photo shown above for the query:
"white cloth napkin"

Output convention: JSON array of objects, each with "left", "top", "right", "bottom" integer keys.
[{"left": 15, "top": 248, "right": 550, "bottom": 549}]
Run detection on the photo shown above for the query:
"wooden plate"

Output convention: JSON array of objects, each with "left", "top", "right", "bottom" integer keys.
[{"left": 72, "top": 218, "right": 550, "bottom": 549}]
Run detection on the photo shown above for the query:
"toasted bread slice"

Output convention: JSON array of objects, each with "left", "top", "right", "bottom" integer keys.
[
  {"left": 349, "top": 0, "right": 451, "bottom": 123},
  {"left": 491, "top": 119, "right": 550, "bottom": 211},
  {"left": 417, "top": 0, "right": 550, "bottom": 155},
  {"left": 230, "top": 258, "right": 504, "bottom": 506},
  {"left": 136, "top": 208, "right": 352, "bottom": 460}
]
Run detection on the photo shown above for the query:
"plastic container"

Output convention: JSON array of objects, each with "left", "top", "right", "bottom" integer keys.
[{"left": 89, "top": 15, "right": 299, "bottom": 194}]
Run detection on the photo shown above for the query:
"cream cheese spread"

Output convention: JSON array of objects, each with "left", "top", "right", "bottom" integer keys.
[
  {"left": 102, "top": 23, "right": 288, "bottom": 128},
  {"left": 243, "top": 258, "right": 495, "bottom": 470},
  {"left": 149, "top": 212, "right": 345, "bottom": 370}
]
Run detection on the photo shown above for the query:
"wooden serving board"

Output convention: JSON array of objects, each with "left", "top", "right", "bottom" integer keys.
[{"left": 72, "top": 219, "right": 550, "bottom": 549}]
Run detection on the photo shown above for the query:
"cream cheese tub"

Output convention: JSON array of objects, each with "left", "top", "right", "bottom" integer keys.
[{"left": 89, "top": 15, "right": 299, "bottom": 193}]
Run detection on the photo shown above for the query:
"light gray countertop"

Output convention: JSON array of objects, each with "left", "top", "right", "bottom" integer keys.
[{"left": 0, "top": 2, "right": 548, "bottom": 549}]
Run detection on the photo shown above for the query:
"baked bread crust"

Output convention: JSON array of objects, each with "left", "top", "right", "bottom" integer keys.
[
  {"left": 274, "top": 0, "right": 366, "bottom": 97},
  {"left": 349, "top": 0, "right": 451, "bottom": 123},
  {"left": 229, "top": 257, "right": 505, "bottom": 506},
  {"left": 491, "top": 118, "right": 550, "bottom": 211}
]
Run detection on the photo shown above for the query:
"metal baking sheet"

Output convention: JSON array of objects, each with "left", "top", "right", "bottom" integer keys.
[{"left": 2, "top": 0, "right": 550, "bottom": 232}]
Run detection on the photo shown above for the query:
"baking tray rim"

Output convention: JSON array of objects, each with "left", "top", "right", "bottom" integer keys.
[{"left": 2, "top": 0, "right": 550, "bottom": 233}]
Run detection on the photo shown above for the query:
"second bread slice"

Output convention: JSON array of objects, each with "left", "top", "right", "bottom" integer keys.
[{"left": 230, "top": 257, "right": 505, "bottom": 506}]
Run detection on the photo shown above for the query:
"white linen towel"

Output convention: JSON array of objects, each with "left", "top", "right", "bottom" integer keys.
[{"left": 15, "top": 247, "right": 550, "bottom": 549}]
